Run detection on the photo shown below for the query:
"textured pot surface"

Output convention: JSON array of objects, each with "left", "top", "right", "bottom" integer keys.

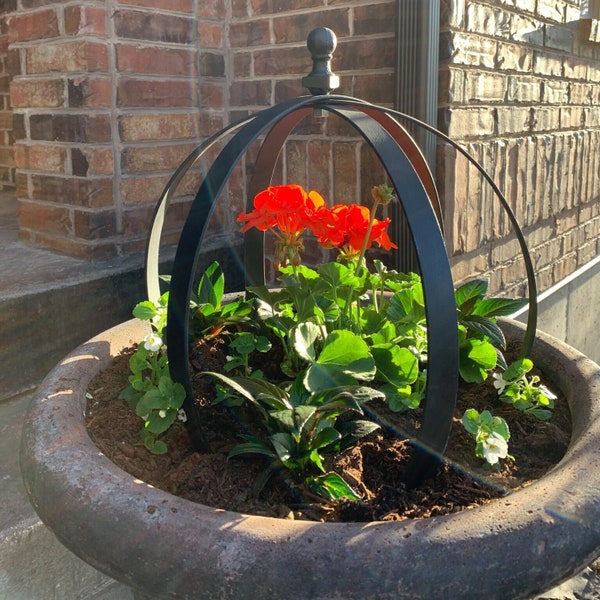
[{"left": 20, "top": 318, "right": 600, "bottom": 600}]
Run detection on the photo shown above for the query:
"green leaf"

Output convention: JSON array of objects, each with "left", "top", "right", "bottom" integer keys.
[
  {"left": 143, "top": 435, "right": 167, "bottom": 455},
  {"left": 455, "top": 279, "right": 488, "bottom": 309},
  {"left": 271, "top": 406, "right": 316, "bottom": 438},
  {"left": 472, "top": 297, "right": 529, "bottom": 317},
  {"left": 337, "top": 420, "right": 380, "bottom": 450},
  {"left": 145, "top": 409, "right": 176, "bottom": 434},
  {"left": 459, "top": 338, "right": 498, "bottom": 383},
  {"left": 136, "top": 388, "right": 166, "bottom": 417},
  {"left": 310, "top": 426, "right": 341, "bottom": 451},
  {"left": 462, "top": 315, "right": 506, "bottom": 349},
  {"left": 306, "top": 472, "right": 361, "bottom": 502},
  {"left": 196, "top": 261, "right": 224, "bottom": 307},
  {"left": 504, "top": 358, "right": 533, "bottom": 381},
  {"left": 371, "top": 345, "right": 419, "bottom": 387},
  {"left": 304, "top": 331, "right": 376, "bottom": 392},
  {"left": 228, "top": 441, "right": 277, "bottom": 460},
  {"left": 462, "top": 408, "right": 481, "bottom": 435},
  {"left": 293, "top": 322, "right": 321, "bottom": 362},
  {"left": 270, "top": 432, "right": 295, "bottom": 463},
  {"left": 133, "top": 300, "right": 158, "bottom": 321}
]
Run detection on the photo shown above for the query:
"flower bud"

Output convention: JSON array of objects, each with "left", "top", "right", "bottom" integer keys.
[{"left": 371, "top": 184, "right": 395, "bottom": 206}]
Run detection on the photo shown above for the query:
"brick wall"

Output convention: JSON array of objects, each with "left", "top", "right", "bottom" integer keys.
[
  {"left": 8, "top": 1, "right": 200, "bottom": 259},
  {"left": 438, "top": 0, "right": 600, "bottom": 296},
  {"left": 7, "top": 0, "right": 396, "bottom": 260},
  {"left": 0, "top": 3, "right": 16, "bottom": 191}
]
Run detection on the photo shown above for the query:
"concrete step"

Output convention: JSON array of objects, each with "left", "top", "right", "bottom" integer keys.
[{"left": 0, "top": 391, "right": 134, "bottom": 599}]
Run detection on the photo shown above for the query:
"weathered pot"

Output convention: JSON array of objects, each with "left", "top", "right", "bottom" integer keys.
[{"left": 20, "top": 318, "right": 600, "bottom": 599}]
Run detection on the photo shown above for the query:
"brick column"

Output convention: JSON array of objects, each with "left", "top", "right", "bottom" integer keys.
[{"left": 8, "top": 1, "right": 199, "bottom": 259}]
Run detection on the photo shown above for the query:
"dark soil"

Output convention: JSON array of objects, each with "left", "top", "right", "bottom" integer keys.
[{"left": 86, "top": 338, "right": 571, "bottom": 523}]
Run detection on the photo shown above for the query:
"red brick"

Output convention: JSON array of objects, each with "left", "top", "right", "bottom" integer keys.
[
  {"left": 121, "top": 175, "right": 170, "bottom": 205},
  {"left": 117, "top": 79, "right": 194, "bottom": 108},
  {"left": 200, "top": 83, "right": 224, "bottom": 108},
  {"left": 251, "top": 0, "right": 324, "bottom": 14},
  {"left": 119, "top": 113, "right": 198, "bottom": 142},
  {"left": 230, "top": 80, "right": 271, "bottom": 107},
  {"left": 7, "top": 10, "right": 59, "bottom": 43},
  {"left": 272, "top": 10, "right": 351, "bottom": 44},
  {"left": 121, "top": 142, "right": 197, "bottom": 173},
  {"left": 10, "top": 79, "right": 64, "bottom": 108},
  {"left": 31, "top": 175, "right": 113, "bottom": 208},
  {"left": 65, "top": 6, "right": 108, "bottom": 36},
  {"left": 230, "top": 21, "right": 270, "bottom": 48},
  {"left": 18, "top": 200, "right": 71, "bottom": 236},
  {"left": 14, "top": 143, "right": 66, "bottom": 173},
  {"left": 30, "top": 114, "right": 111, "bottom": 144},
  {"left": 197, "top": 21, "right": 223, "bottom": 49},
  {"left": 68, "top": 77, "right": 111, "bottom": 108},
  {"left": 197, "top": 0, "right": 226, "bottom": 19},
  {"left": 26, "top": 41, "right": 109, "bottom": 74},
  {"left": 73, "top": 209, "right": 117, "bottom": 240},
  {"left": 116, "top": 0, "right": 194, "bottom": 12},
  {"left": 114, "top": 10, "right": 192, "bottom": 44},
  {"left": 81, "top": 147, "right": 114, "bottom": 176},
  {"left": 117, "top": 44, "right": 194, "bottom": 76}
]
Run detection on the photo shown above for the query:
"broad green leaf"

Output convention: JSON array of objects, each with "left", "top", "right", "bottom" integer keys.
[
  {"left": 306, "top": 472, "right": 361, "bottom": 502},
  {"left": 459, "top": 339, "right": 498, "bottom": 383},
  {"left": 504, "top": 358, "right": 533, "bottom": 381},
  {"left": 145, "top": 409, "right": 176, "bottom": 434},
  {"left": 455, "top": 279, "right": 488, "bottom": 309},
  {"left": 310, "top": 426, "right": 341, "bottom": 451},
  {"left": 462, "top": 315, "right": 506, "bottom": 349},
  {"left": 293, "top": 322, "right": 321, "bottom": 362},
  {"left": 270, "top": 432, "right": 295, "bottom": 463},
  {"left": 304, "top": 331, "right": 375, "bottom": 392},
  {"left": 271, "top": 406, "right": 316, "bottom": 438},
  {"left": 337, "top": 420, "right": 380, "bottom": 450},
  {"left": 133, "top": 300, "right": 158, "bottom": 321},
  {"left": 196, "top": 261, "right": 224, "bottom": 307},
  {"left": 136, "top": 388, "right": 167, "bottom": 417},
  {"left": 462, "top": 408, "right": 481, "bottom": 435},
  {"left": 371, "top": 345, "right": 419, "bottom": 387},
  {"left": 472, "top": 297, "right": 529, "bottom": 318}
]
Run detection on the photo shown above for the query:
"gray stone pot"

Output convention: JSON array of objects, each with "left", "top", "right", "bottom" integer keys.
[{"left": 20, "top": 318, "right": 600, "bottom": 600}]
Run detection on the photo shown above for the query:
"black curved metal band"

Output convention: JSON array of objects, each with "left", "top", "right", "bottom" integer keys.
[
  {"left": 166, "top": 96, "right": 326, "bottom": 450},
  {"left": 323, "top": 98, "right": 538, "bottom": 358},
  {"left": 144, "top": 115, "right": 255, "bottom": 304},
  {"left": 323, "top": 105, "right": 459, "bottom": 484}
]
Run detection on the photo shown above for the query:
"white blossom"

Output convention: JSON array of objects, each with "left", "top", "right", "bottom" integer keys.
[
  {"left": 482, "top": 432, "right": 509, "bottom": 465},
  {"left": 158, "top": 409, "right": 167, "bottom": 419},
  {"left": 143, "top": 333, "right": 163, "bottom": 352},
  {"left": 492, "top": 372, "right": 507, "bottom": 394},
  {"left": 177, "top": 409, "right": 187, "bottom": 423}
]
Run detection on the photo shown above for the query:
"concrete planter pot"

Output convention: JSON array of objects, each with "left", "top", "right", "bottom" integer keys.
[{"left": 20, "top": 317, "right": 600, "bottom": 600}]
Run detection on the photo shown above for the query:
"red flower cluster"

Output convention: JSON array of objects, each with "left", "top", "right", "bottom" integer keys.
[{"left": 237, "top": 184, "right": 396, "bottom": 267}]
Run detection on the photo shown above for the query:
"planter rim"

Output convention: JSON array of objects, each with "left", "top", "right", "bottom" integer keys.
[{"left": 20, "top": 318, "right": 600, "bottom": 599}]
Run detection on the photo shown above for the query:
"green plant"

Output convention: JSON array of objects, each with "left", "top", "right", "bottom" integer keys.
[
  {"left": 462, "top": 408, "right": 511, "bottom": 466},
  {"left": 123, "top": 183, "right": 553, "bottom": 492},
  {"left": 119, "top": 294, "right": 186, "bottom": 454},
  {"left": 493, "top": 358, "right": 556, "bottom": 420},
  {"left": 207, "top": 370, "right": 381, "bottom": 501}
]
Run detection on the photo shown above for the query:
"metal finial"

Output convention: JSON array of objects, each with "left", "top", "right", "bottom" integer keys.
[{"left": 301, "top": 27, "right": 340, "bottom": 96}]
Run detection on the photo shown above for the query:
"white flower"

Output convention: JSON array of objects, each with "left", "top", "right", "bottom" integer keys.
[
  {"left": 158, "top": 409, "right": 167, "bottom": 419},
  {"left": 482, "top": 432, "right": 509, "bottom": 465},
  {"left": 492, "top": 372, "right": 507, "bottom": 394},
  {"left": 143, "top": 333, "right": 163, "bottom": 352},
  {"left": 177, "top": 409, "right": 187, "bottom": 423},
  {"left": 539, "top": 384, "right": 557, "bottom": 400}
]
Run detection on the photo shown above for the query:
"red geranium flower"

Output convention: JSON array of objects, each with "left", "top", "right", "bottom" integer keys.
[
  {"left": 237, "top": 184, "right": 327, "bottom": 267},
  {"left": 312, "top": 203, "right": 397, "bottom": 257}
]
